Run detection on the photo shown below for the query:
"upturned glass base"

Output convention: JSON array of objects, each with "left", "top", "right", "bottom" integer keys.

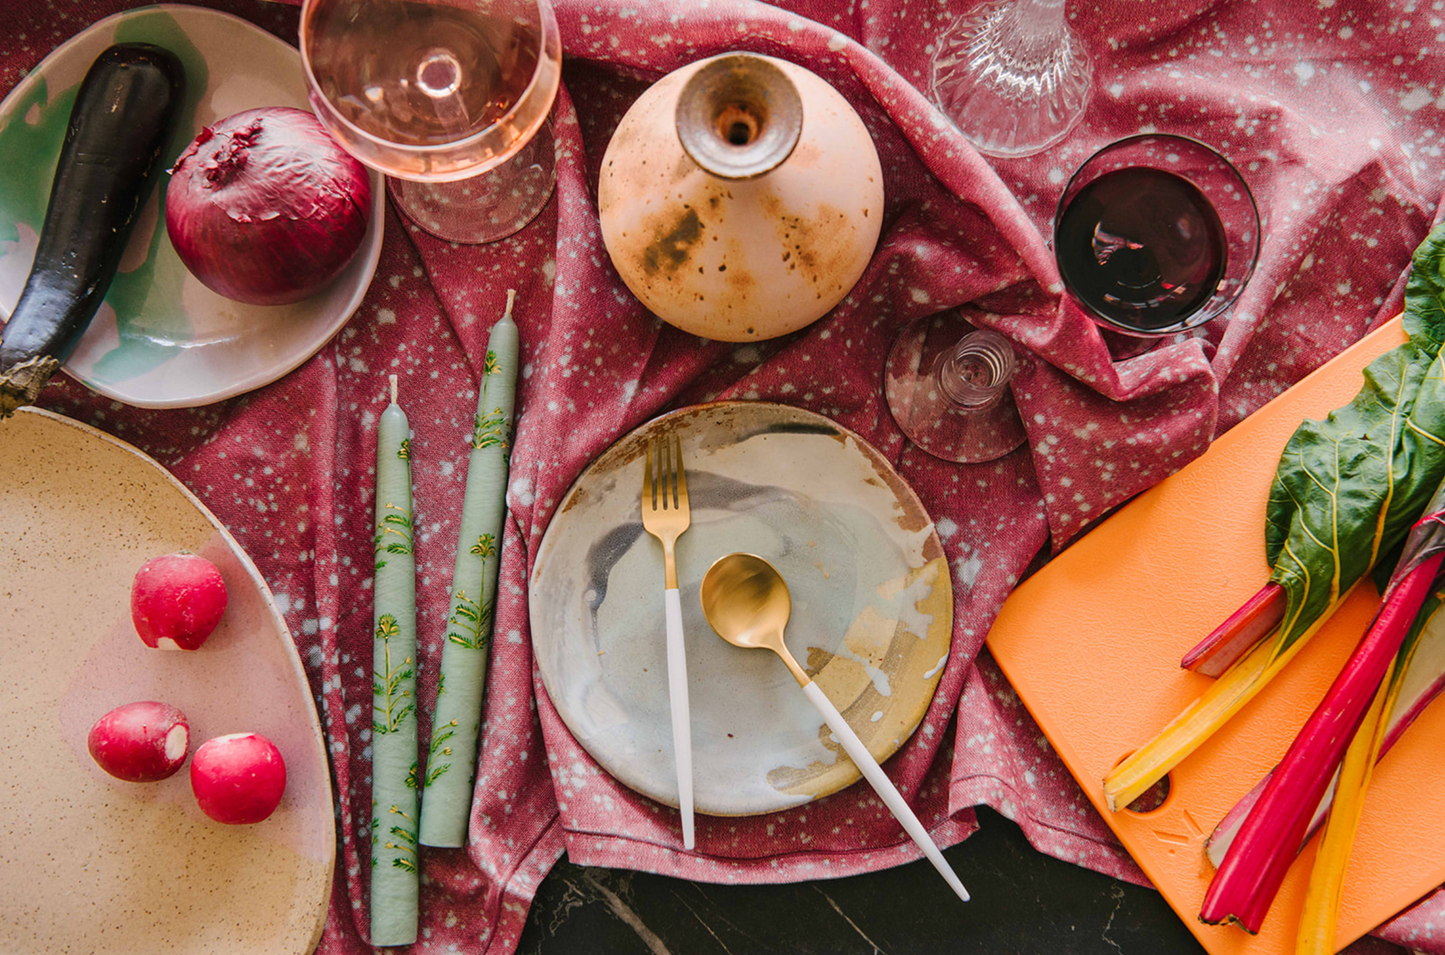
[
  {"left": 388, "top": 119, "right": 556, "bottom": 244},
  {"left": 884, "top": 316, "right": 1028, "bottom": 464},
  {"left": 931, "top": 0, "right": 1092, "bottom": 159}
]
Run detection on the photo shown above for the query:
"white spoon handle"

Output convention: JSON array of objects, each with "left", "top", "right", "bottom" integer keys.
[
  {"left": 665, "top": 587, "right": 695, "bottom": 849},
  {"left": 801, "top": 680, "right": 968, "bottom": 902}
]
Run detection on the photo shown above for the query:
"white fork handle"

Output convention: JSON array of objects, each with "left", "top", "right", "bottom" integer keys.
[
  {"left": 664, "top": 587, "right": 695, "bottom": 850},
  {"left": 801, "top": 680, "right": 969, "bottom": 902}
]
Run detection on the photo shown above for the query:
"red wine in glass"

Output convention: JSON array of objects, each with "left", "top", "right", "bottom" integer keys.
[
  {"left": 1055, "top": 167, "right": 1227, "bottom": 333},
  {"left": 1053, "top": 134, "right": 1259, "bottom": 338}
]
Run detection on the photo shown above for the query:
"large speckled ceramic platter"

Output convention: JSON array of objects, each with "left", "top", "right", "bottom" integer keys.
[
  {"left": 530, "top": 402, "right": 953, "bottom": 816},
  {"left": 0, "top": 5, "right": 384, "bottom": 408},
  {"left": 0, "top": 407, "right": 333, "bottom": 954}
]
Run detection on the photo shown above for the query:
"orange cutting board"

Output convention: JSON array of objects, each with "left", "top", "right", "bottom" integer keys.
[{"left": 987, "top": 316, "right": 1445, "bottom": 954}]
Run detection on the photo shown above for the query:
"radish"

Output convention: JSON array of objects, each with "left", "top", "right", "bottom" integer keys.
[
  {"left": 87, "top": 701, "right": 190, "bottom": 782},
  {"left": 190, "top": 732, "right": 286, "bottom": 824},
  {"left": 130, "top": 552, "right": 228, "bottom": 650}
]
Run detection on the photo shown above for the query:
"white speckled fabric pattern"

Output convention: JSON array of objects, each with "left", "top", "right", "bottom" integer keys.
[{"left": 6, "top": 1, "right": 1445, "bottom": 953}]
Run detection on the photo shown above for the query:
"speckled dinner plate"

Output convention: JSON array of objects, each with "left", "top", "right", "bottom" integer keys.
[
  {"left": 0, "top": 5, "right": 384, "bottom": 408},
  {"left": 0, "top": 407, "right": 333, "bottom": 954},
  {"left": 530, "top": 402, "right": 954, "bottom": 816}
]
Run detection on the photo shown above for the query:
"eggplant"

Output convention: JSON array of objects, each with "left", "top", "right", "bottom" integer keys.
[{"left": 0, "top": 43, "right": 185, "bottom": 417}]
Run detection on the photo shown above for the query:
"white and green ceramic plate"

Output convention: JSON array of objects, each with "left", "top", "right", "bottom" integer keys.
[
  {"left": 0, "top": 5, "right": 384, "bottom": 408},
  {"left": 530, "top": 402, "right": 954, "bottom": 816}
]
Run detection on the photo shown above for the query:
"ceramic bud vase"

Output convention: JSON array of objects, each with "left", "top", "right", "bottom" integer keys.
[{"left": 598, "top": 53, "right": 884, "bottom": 342}]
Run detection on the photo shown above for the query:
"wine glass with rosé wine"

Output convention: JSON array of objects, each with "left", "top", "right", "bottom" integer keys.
[{"left": 301, "top": 0, "right": 561, "bottom": 244}]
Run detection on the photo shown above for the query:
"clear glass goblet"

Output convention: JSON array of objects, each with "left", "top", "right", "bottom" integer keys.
[
  {"left": 300, "top": 0, "right": 562, "bottom": 244},
  {"left": 930, "top": 0, "right": 1092, "bottom": 159}
]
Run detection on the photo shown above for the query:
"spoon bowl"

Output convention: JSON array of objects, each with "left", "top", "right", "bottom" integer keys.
[
  {"left": 700, "top": 553, "right": 808, "bottom": 685},
  {"left": 698, "top": 550, "right": 971, "bottom": 903}
]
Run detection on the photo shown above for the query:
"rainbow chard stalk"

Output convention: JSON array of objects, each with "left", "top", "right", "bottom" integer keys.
[
  {"left": 1103, "top": 223, "right": 1445, "bottom": 813},
  {"left": 1196, "top": 588, "right": 1445, "bottom": 954},
  {"left": 1293, "top": 677, "right": 1392, "bottom": 955},
  {"left": 1198, "top": 478, "right": 1445, "bottom": 935},
  {"left": 1180, "top": 583, "right": 1286, "bottom": 677},
  {"left": 1206, "top": 592, "right": 1445, "bottom": 869}
]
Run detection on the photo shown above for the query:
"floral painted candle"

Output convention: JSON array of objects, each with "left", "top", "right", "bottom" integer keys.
[
  {"left": 370, "top": 374, "right": 419, "bottom": 946},
  {"left": 419, "top": 291, "right": 520, "bottom": 847}
]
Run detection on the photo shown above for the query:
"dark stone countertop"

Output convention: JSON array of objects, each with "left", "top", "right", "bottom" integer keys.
[{"left": 518, "top": 806, "right": 1210, "bottom": 954}]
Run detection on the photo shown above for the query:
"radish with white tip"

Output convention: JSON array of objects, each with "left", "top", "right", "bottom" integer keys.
[
  {"left": 190, "top": 732, "right": 287, "bottom": 824},
  {"left": 88, "top": 701, "right": 190, "bottom": 782},
  {"left": 130, "top": 552, "right": 228, "bottom": 650}
]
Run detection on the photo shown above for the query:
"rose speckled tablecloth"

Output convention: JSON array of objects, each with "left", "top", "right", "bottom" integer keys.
[{"left": 4, "top": 1, "right": 1445, "bottom": 953}]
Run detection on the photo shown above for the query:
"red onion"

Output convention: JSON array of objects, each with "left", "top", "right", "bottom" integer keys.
[{"left": 165, "top": 106, "right": 371, "bottom": 306}]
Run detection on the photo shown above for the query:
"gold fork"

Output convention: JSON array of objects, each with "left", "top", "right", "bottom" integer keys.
[{"left": 641, "top": 433, "right": 694, "bottom": 849}]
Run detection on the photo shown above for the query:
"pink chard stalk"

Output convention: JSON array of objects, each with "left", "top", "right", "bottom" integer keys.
[
  {"left": 1198, "top": 477, "right": 1445, "bottom": 935},
  {"left": 1181, "top": 583, "right": 1286, "bottom": 677},
  {"left": 1206, "top": 590, "right": 1445, "bottom": 869}
]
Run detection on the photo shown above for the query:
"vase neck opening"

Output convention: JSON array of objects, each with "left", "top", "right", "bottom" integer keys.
[{"left": 675, "top": 54, "right": 803, "bottom": 180}]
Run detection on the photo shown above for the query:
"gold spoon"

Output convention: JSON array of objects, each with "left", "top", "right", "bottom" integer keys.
[{"left": 700, "top": 552, "right": 970, "bottom": 902}]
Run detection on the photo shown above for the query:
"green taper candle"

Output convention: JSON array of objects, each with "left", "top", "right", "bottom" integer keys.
[
  {"left": 419, "top": 290, "right": 520, "bottom": 847},
  {"left": 370, "top": 374, "right": 419, "bottom": 946}
]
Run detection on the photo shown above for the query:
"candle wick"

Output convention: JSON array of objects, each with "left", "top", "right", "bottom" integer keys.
[
  {"left": 504, "top": 288, "right": 517, "bottom": 320},
  {"left": 389, "top": 374, "right": 398, "bottom": 404}
]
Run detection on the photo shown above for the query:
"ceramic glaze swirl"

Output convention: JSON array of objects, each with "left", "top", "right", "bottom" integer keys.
[{"left": 530, "top": 403, "right": 952, "bottom": 816}]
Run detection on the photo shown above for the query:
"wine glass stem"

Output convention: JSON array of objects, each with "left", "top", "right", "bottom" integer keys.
[
  {"left": 415, "top": 47, "right": 470, "bottom": 137},
  {"left": 936, "top": 330, "right": 1016, "bottom": 410},
  {"left": 993, "top": 0, "right": 1070, "bottom": 58}
]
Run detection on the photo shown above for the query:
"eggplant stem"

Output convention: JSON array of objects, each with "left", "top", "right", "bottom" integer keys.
[{"left": 0, "top": 354, "right": 60, "bottom": 418}]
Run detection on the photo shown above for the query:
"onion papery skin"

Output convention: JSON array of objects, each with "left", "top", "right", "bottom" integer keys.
[{"left": 165, "top": 106, "right": 371, "bottom": 306}]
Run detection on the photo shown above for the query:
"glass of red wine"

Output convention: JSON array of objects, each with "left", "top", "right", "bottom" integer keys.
[{"left": 1053, "top": 134, "right": 1260, "bottom": 337}]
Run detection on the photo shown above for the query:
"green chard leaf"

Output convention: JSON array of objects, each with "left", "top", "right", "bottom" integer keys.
[
  {"left": 1405, "top": 224, "right": 1445, "bottom": 348},
  {"left": 1265, "top": 223, "right": 1445, "bottom": 654}
]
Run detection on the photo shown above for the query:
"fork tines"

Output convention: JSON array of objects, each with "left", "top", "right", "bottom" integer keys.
[{"left": 645, "top": 434, "right": 687, "bottom": 511}]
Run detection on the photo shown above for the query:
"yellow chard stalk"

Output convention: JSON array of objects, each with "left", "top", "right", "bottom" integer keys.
[
  {"left": 1294, "top": 676, "right": 1393, "bottom": 955},
  {"left": 1103, "top": 606, "right": 1340, "bottom": 813}
]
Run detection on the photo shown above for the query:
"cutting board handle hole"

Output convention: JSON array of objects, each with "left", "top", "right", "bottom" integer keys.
[
  {"left": 1107, "top": 750, "right": 1174, "bottom": 814},
  {"left": 1126, "top": 775, "right": 1172, "bottom": 814}
]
